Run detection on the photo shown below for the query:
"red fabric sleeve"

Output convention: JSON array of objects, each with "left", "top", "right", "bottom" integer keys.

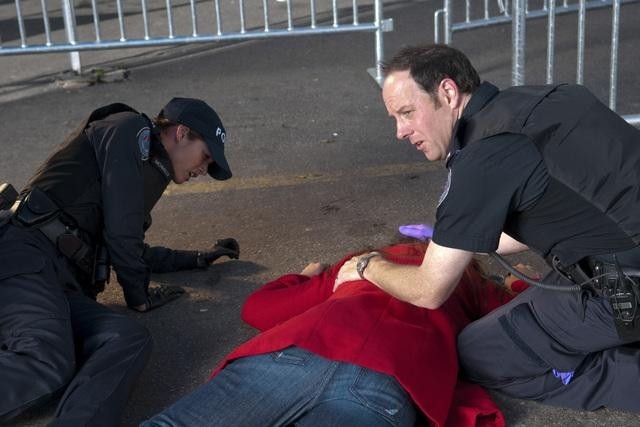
[
  {"left": 509, "top": 279, "right": 529, "bottom": 294},
  {"left": 241, "top": 244, "right": 427, "bottom": 331},
  {"left": 241, "top": 266, "right": 338, "bottom": 331},
  {"left": 446, "top": 380, "right": 505, "bottom": 427}
]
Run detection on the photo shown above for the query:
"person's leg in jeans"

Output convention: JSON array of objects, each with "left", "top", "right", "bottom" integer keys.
[
  {"left": 458, "top": 271, "right": 640, "bottom": 411},
  {"left": 49, "top": 291, "right": 152, "bottom": 427},
  {"left": 294, "top": 363, "right": 416, "bottom": 427},
  {"left": 0, "top": 259, "right": 75, "bottom": 422},
  {"left": 141, "top": 347, "right": 341, "bottom": 427}
]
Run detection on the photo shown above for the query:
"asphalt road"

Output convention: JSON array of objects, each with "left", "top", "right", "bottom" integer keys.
[{"left": 2, "top": 0, "right": 640, "bottom": 425}]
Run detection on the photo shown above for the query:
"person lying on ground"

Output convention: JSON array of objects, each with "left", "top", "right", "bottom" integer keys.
[{"left": 142, "top": 241, "right": 528, "bottom": 427}]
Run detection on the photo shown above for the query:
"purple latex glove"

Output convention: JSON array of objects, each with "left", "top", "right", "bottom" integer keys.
[
  {"left": 552, "top": 369, "right": 574, "bottom": 385},
  {"left": 398, "top": 224, "right": 434, "bottom": 241}
]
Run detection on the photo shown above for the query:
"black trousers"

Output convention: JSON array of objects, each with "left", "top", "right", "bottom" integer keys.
[
  {"left": 0, "top": 226, "right": 152, "bottom": 426},
  {"left": 458, "top": 270, "right": 640, "bottom": 412}
]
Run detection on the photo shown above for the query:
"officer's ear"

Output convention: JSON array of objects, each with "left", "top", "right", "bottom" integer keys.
[
  {"left": 438, "top": 78, "right": 461, "bottom": 109},
  {"left": 176, "top": 124, "right": 190, "bottom": 144}
]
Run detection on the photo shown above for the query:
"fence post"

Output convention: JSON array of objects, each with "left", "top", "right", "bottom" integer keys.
[
  {"left": 368, "top": 0, "right": 393, "bottom": 86},
  {"left": 546, "top": 0, "right": 556, "bottom": 83},
  {"left": 444, "top": 0, "right": 452, "bottom": 44},
  {"left": 609, "top": 0, "right": 621, "bottom": 110},
  {"left": 373, "top": 0, "right": 384, "bottom": 84},
  {"left": 61, "top": 0, "right": 81, "bottom": 74},
  {"left": 576, "top": 0, "right": 586, "bottom": 83},
  {"left": 512, "top": 0, "right": 526, "bottom": 85}
]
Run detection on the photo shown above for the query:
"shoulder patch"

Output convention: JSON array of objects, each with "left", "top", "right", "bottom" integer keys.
[
  {"left": 137, "top": 127, "right": 151, "bottom": 161},
  {"left": 437, "top": 168, "right": 452, "bottom": 208}
]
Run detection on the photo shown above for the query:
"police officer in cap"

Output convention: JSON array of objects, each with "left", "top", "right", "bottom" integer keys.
[
  {"left": 0, "top": 97, "right": 239, "bottom": 425},
  {"left": 335, "top": 44, "right": 640, "bottom": 413}
]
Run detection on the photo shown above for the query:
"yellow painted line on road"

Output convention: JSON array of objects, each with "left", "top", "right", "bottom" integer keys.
[{"left": 164, "top": 161, "right": 441, "bottom": 196}]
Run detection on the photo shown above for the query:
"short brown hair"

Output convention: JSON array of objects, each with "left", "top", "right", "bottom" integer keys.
[{"left": 382, "top": 44, "right": 481, "bottom": 98}]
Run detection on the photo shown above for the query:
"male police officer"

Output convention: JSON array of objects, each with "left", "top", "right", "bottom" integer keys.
[
  {"left": 0, "top": 97, "right": 239, "bottom": 425},
  {"left": 335, "top": 44, "right": 640, "bottom": 412}
]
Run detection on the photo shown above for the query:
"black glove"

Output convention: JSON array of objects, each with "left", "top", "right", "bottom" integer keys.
[
  {"left": 196, "top": 238, "right": 240, "bottom": 268},
  {"left": 144, "top": 284, "right": 186, "bottom": 311}
]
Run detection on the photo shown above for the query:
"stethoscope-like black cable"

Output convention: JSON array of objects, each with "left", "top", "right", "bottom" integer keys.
[{"left": 490, "top": 252, "right": 581, "bottom": 292}]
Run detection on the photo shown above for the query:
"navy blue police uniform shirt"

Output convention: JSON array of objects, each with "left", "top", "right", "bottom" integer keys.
[
  {"left": 87, "top": 112, "right": 172, "bottom": 307},
  {"left": 432, "top": 133, "right": 548, "bottom": 254}
]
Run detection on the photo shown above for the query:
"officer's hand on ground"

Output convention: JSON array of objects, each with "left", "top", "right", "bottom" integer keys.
[
  {"left": 132, "top": 284, "right": 186, "bottom": 312},
  {"left": 196, "top": 238, "right": 240, "bottom": 268}
]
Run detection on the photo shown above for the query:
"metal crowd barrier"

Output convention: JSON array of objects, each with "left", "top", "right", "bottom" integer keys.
[
  {"left": 434, "top": 0, "right": 639, "bottom": 126},
  {"left": 0, "top": 0, "right": 393, "bottom": 83}
]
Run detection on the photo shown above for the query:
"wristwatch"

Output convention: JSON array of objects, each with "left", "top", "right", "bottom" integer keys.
[{"left": 356, "top": 252, "right": 381, "bottom": 280}]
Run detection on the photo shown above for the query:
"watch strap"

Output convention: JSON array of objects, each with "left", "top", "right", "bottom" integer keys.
[{"left": 356, "top": 251, "right": 381, "bottom": 280}]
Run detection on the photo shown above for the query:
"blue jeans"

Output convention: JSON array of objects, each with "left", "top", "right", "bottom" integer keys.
[{"left": 141, "top": 346, "right": 416, "bottom": 427}]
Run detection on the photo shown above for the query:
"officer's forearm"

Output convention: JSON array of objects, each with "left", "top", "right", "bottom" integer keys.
[
  {"left": 364, "top": 243, "right": 472, "bottom": 309},
  {"left": 363, "top": 259, "right": 462, "bottom": 309},
  {"left": 142, "top": 245, "right": 198, "bottom": 273},
  {"left": 496, "top": 232, "right": 529, "bottom": 255},
  {"left": 364, "top": 259, "right": 445, "bottom": 308}
]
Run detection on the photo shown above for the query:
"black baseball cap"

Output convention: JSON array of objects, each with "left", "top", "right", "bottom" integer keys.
[{"left": 159, "top": 97, "right": 232, "bottom": 180}]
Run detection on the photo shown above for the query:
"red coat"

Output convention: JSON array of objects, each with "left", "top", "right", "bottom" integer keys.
[{"left": 210, "top": 243, "right": 524, "bottom": 426}]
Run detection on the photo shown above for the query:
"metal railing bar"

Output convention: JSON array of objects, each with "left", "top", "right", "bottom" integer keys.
[
  {"left": 214, "top": 0, "right": 222, "bottom": 35},
  {"left": 116, "top": 0, "right": 126, "bottom": 42},
  {"left": 373, "top": 0, "right": 384, "bottom": 84},
  {"left": 0, "top": 23, "right": 381, "bottom": 56},
  {"left": 61, "top": 0, "right": 81, "bottom": 73},
  {"left": 239, "top": 0, "right": 246, "bottom": 34},
  {"left": 353, "top": 0, "right": 359, "bottom": 25},
  {"left": 623, "top": 114, "right": 639, "bottom": 127},
  {"left": 263, "top": 0, "right": 270, "bottom": 32},
  {"left": 140, "top": 0, "right": 150, "bottom": 40},
  {"left": 15, "top": 0, "right": 26, "bottom": 48},
  {"left": 166, "top": 0, "right": 175, "bottom": 39},
  {"left": 434, "top": 9, "right": 443, "bottom": 43},
  {"left": 444, "top": 0, "right": 451, "bottom": 44},
  {"left": 609, "top": 0, "right": 620, "bottom": 110},
  {"left": 40, "top": 0, "right": 53, "bottom": 46},
  {"left": 310, "top": 0, "right": 317, "bottom": 29},
  {"left": 576, "top": 0, "right": 586, "bottom": 83},
  {"left": 546, "top": 0, "right": 556, "bottom": 83},
  {"left": 190, "top": 0, "right": 198, "bottom": 37},
  {"left": 512, "top": 0, "right": 526, "bottom": 86},
  {"left": 287, "top": 0, "right": 293, "bottom": 30},
  {"left": 450, "top": 0, "right": 632, "bottom": 31}
]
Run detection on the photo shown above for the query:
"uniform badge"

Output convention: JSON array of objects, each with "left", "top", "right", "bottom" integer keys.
[
  {"left": 437, "top": 168, "right": 452, "bottom": 207},
  {"left": 137, "top": 127, "right": 151, "bottom": 161}
]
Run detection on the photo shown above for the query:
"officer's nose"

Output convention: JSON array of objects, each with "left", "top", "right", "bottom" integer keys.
[{"left": 396, "top": 122, "right": 412, "bottom": 140}]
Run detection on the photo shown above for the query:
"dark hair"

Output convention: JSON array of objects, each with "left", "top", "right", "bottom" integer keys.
[
  {"left": 382, "top": 44, "right": 481, "bottom": 98},
  {"left": 153, "top": 117, "right": 204, "bottom": 141}
]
